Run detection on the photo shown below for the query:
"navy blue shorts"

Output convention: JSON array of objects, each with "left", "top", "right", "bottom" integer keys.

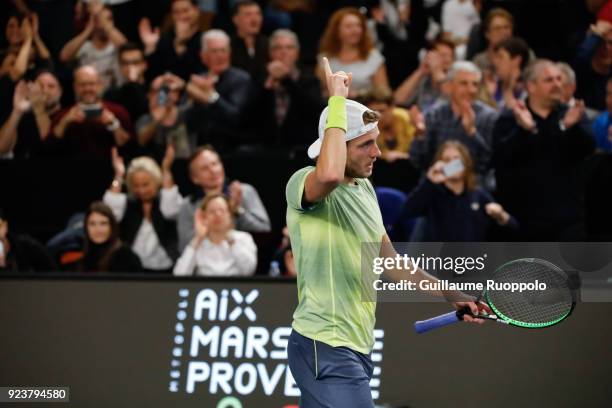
[{"left": 287, "top": 329, "right": 375, "bottom": 408}]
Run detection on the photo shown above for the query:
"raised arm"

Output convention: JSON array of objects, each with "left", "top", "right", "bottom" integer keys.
[
  {"left": 303, "top": 57, "right": 352, "bottom": 203},
  {"left": 60, "top": 16, "right": 94, "bottom": 63}
]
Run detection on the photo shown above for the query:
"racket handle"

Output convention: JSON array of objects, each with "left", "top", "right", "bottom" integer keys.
[{"left": 414, "top": 310, "right": 461, "bottom": 334}]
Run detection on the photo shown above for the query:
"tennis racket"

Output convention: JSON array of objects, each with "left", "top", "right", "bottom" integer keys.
[{"left": 414, "top": 258, "right": 575, "bottom": 334}]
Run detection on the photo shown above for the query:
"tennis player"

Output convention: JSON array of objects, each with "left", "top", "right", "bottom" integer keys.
[{"left": 285, "top": 58, "right": 488, "bottom": 408}]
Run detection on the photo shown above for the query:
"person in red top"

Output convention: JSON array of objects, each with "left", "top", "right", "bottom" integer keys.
[{"left": 50, "top": 65, "right": 133, "bottom": 158}]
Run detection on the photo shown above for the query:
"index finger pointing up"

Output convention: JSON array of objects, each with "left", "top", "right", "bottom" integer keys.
[{"left": 321, "top": 56, "right": 333, "bottom": 79}]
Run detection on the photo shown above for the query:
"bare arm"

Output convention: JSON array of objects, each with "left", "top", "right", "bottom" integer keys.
[
  {"left": 303, "top": 57, "right": 352, "bottom": 203},
  {"left": 372, "top": 63, "right": 389, "bottom": 90},
  {"left": 59, "top": 23, "right": 93, "bottom": 63},
  {"left": 10, "top": 36, "right": 32, "bottom": 81},
  {"left": 379, "top": 234, "right": 486, "bottom": 320},
  {"left": 0, "top": 110, "right": 23, "bottom": 154},
  {"left": 394, "top": 66, "right": 426, "bottom": 105},
  {"left": 30, "top": 14, "right": 51, "bottom": 60},
  {"left": 0, "top": 81, "right": 30, "bottom": 153}
]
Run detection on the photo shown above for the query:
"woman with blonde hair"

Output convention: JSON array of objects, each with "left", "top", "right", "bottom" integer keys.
[
  {"left": 316, "top": 7, "right": 389, "bottom": 97},
  {"left": 173, "top": 193, "right": 257, "bottom": 277},
  {"left": 403, "top": 140, "right": 517, "bottom": 241},
  {"left": 103, "top": 146, "right": 184, "bottom": 272}
]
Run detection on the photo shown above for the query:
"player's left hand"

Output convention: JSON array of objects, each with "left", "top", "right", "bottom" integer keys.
[{"left": 452, "top": 301, "right": 491, "bottom": 324}]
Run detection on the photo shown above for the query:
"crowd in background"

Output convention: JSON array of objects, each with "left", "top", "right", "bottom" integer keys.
[{"left": 1, "top": 0, "right": 612, "bottom": 276}]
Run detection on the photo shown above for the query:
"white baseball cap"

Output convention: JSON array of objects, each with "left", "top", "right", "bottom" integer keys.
[{"left": 307, "top": 99, "right": 379, "bottom": 159}]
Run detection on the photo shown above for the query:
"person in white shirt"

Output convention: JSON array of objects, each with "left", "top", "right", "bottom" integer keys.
[
  {"left": 173, "top": 193, "right": 257, "bottom": 277},
  {"left": 60, "top": 1, "right": 127, "bottom": 91},
  {"left": 441, "top": 0, "right": 481, "bottom": 59},
  {"left": 103, "top": 145, "right": 183, "bottom": 272}
]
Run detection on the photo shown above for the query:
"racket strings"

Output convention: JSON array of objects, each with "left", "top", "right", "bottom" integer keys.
[{"left": 486, "top": 261, "right": 573, "bottom": 326}]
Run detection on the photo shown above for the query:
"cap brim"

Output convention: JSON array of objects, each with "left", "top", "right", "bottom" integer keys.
[{"left": 307, "top": 138, "right": 322, "bottom": 159}]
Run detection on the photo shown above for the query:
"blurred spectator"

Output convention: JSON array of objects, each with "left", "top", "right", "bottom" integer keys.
[
  {"left": 394, "top": 38, "right": 454, "bottom": 111},
  {"left": 60, "top": 2, "right": 127, "bottom": 91},
  {"left": 104, "top": 42, "right": 149, "bottom": 123},
  {"left": 269, "top": 226, "right": 296, "bottom": 277},
  {"left": 472, "top": 8, "right": 514, "bottom": 73},
  {"left": 557, "top": 62, "right": 577, "bottom": 106},
  {"left": 177, "top": 145, "right": 271, "bottom": 251},
  {"left": 317, "top": 7, "right": 389, "bottom": 97},
  {"left": 230, "top": 0, "right": 269, "bottom": 84},
  {"left": 411, "top": 61, "right": 498, "bottom": 176},
  {"left": 574, "top": 19, "right": 612, "bottom": 111},
  {"left": 493, "top": 60, "right": 595, "bottom": 241},
  {"left": 591, "top": 77, "right": 612, "bottom": 152},
  {"left": 403, "top": 140, "right": 516, "bottom": 241},
  {"left": 360, "top": 86, "right": 424, "bottom": 163},
  {"left": 50, "top": 65, "right": 134, "bottom": 159},
  {"left": 185, "top": 29, "right": 251, "bottom": 151},
  {"left": 79, "top": 201, "right": 142, "bottom": 272},
  {"left": 139, "top": 0, "right": 203, "bottom": 80},
  {"left": 253, "top": 29, "right": 324, "bottom": 148},
  {"left": 79, "top": 0, "right": 142, "bottom": 43},
  {"left": 173, "top": 193, "right": 257, "bottom": 277},
  {"left": 441, "top": 0, "right": 480, "bottom": 59},
  {"left": 489, "top": 37, "right": 530, "bottom": 109},
  {"left": 0, "top": 208, "right": 57, "bottom": 272},
  {"left": 103, "top": 147, "right": 182, "bottom": 273},
  {"left": 11, "top": 0, "right": 75, "bottom": 59},
  {"left": 0, "top": 11, "right": 51, "bottom": 81},
  {"left": 136, "top": 72, "right": 194, "bottom": 161},
  {"left": 370, "top": 0, "right": 428, "bottom": 88},
  {"left": 0, "top": 12, "right": 52, "bottom": 120},
  {"left": 0, "top": 70, "right": 62, "bottom": 158}
]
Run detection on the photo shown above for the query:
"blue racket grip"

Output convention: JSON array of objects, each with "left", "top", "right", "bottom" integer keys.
[{"left": 414, "top": 310, "right": 461, "bottom": 334}]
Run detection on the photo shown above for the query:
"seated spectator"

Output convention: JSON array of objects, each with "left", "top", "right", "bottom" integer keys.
[
  {"left": 317, "top": 7, "right": 389, "bottom": 97},
  {"left": 411, "top": 61, "right": 498, "bottom": 177},
  {"left": 79, "top": 201, "right": 142, "bottom": 272},
  {"left": 493, "top": 60, "right": 595, "bottom": 241},
  {"left": 136, "top": 72, "right": 194, "bottom": 161},
  {"left": 441, "top": 0, "right": 481, "bottom": 59},
  {"left": 230, "top": 0, "right": 269, "bottom": 84},
  {"left": 591, "top": 77, "right": 612, "bottom": 152},
  {"left": 574, "top": 19, "right": 612, "bottom": 111},
  {"left": 139, "top": 0, "right": 203, "bottom": 81},
  {"left": 177, "top": 146, "right": 271, "bottom": 251},
  {"left": 50, "top": 65, "right": 134, "bottom": 159},
  {"left": 173, "top": 193, "right": 257, "bottom": 277},
  {"left": 472, "top": 8, "right": 514, "bottom": 73},
  {"left": 104, "top": 43, "right": 149, "bottom": 124},
  {"left": 360, "top": 87, "right": 424, "bottom": 163},
  {"left": 489, "top": 37, "right": 530, "bottom": 109},
  {"left": 0, "top": 208, "right": 57, "bottom": 272},
  {"left": 0, "top": 70, "right": 62, "bottom": 158},
  {"left": 185, "top": 29, "right": 251, "bottom": 152},
  {"left": 394, "top": 38, "right": 455, "bottom": 111},
  {"left": 252, "top": 29, "right": 324, "bottom": 149},
  {"left": 60, "top": 2, "right": 127, "bottom": 91},
  {"left": 103, "top": 147, "right": 181, "bottom": 273},
  {"left": 403, "top": 141, "right": 517, "bottom": 241}
]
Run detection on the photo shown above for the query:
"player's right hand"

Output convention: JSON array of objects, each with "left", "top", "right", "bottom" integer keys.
[{"left": 321, "top": 57, "right": 352, "bottom": 98}]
